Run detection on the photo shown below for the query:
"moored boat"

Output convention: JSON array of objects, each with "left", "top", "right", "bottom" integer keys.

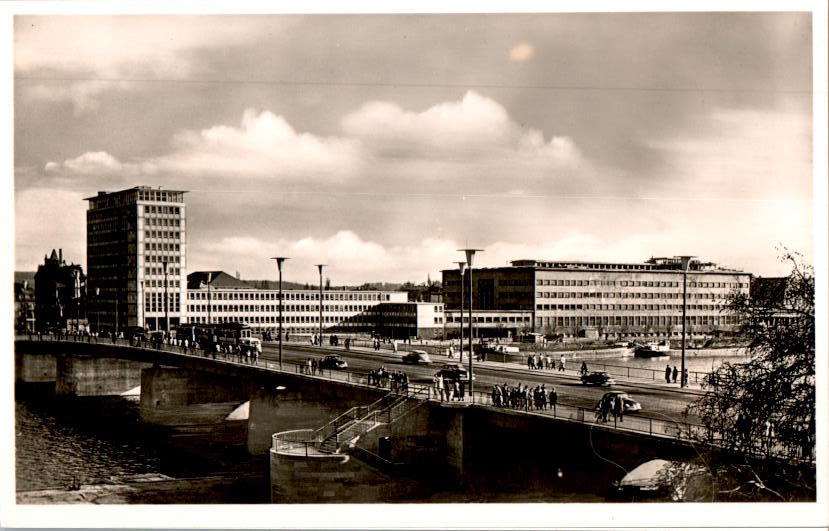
[{"left": 634, "top": 340, "right": 671, "bottom": 358}]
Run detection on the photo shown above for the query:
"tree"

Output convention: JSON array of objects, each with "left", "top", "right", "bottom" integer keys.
[{"left": 683, "top": 250, "right": 815, "bottom": 501}]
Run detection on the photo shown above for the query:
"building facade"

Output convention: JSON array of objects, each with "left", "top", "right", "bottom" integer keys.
[
  {"left": 442, "top": 257, "right": 751, "bottom": 339},
  {"left": 186, "top": 271, "right": 407, "bottom": 336},
  {"left": 33, "top": 249, "right": 86, "bottom": 332},
  {"left": 361, "top": 302, "right": 445, "bottom": 340},
  {"left": 86, "top": 186, "right": 187, "bottom": 333}
]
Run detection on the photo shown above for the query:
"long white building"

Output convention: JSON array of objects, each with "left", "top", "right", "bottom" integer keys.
[{"left": 186, "top": 271, "right": 407, "bottom": 336}]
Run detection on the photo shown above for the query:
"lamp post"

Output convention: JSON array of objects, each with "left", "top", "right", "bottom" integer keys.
[
  {"left": 271, "top": 257, "right": 290, "bottom": 367},
  {"left": 163, "top": 260, "right": 169, "bottom": 338},
  {"left": 95, "top": 287, "right": 100, "bottom": 334},
  {"left": 315, "top": 264, "right": 326, "bottom": 348},
  {"left": 459, "top": 248, "right": 482, "bottom": 402},
  {"left": 454, "top": 261, "right": 466, "bottom": 363},
  {"left": 207, "top": 272, "right": 212, "bottom": 325},
  {"left": 678, "top": 256, "right": 694, "bottom": 388}
]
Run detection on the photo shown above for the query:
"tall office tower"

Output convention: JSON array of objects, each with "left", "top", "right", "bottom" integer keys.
[{"left": 86, "top": 186, "right": 187, "bottom": 334}]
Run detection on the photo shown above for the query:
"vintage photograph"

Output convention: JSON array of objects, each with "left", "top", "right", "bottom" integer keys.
[{"left": 6, "top": 3, "right": 826, "bottom": 528}]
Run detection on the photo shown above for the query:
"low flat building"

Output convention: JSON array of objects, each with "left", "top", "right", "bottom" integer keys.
[{"left": 186, "top": 271, "right": 407, "bottom": 336}]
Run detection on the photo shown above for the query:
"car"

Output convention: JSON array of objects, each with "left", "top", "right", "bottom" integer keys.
[
  {"left": 596, "top": 391, "right": 642, "bottom": 413},
  {"left": 581, "top": 371, "right": 616, "bottom": 386},
  {"left": 319, "top": 355, "right": 348, "bottom": 370},
  {"left": 402, "top": 350, "right": 431, "bottom": 365},
  {"left": 239, "top": 337, "right": 262, "bottom": 353},
  {"left": 435, "top": 363, "right": 471, "bottom": 382}
]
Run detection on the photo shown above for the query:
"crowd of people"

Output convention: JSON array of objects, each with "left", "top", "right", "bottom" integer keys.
[
  {"left": 595, "top": 394, "right": 625, "bottom": 423},
  {"left": 491, "top": 382, "right": 558, "bottom": 411},
  {"left": 433, "top": 374, "right": 467, "bottom": 402},
  {"left": 526, "top": 352, "right": 568, "bottom": 372}
]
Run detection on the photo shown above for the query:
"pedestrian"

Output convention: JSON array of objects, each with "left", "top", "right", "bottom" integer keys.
[
  {"left": 527, "top": 355, "right": 534, "bottom": 370},
  {"left": 580, "top": 361, "right": 588, "bottom": 376},
  {"left": 683, "top": 368, "right": 689, "bottom": 386},
  {"left": 665, "top": 364, "right": 672, "bottom": 384},
  {"left": 672, "top": 366, "right": 678, "bottom": 383},
  {"left": 453, "top": 380, "right": 460, "bottom": 401},
  {"left": 549, "top": 386, "right": 557, "bottom": 413},
  {"left": 559, "top": 354, "right": 566, "bottom": 372},
  {"left": 459, "top": 379, "right": 466, "bottom": 401},
  {"left": 614, "top": 395, "right": 624, "bottom": 423}
]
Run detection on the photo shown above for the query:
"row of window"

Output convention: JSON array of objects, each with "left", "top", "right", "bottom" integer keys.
[
  {"left": 144, "top": 216, "right": 181, "bottom": 227},
  {"left": 144, "top": 230, "right": 181, "bottom": 240},
  {"left": 137, "top": 190, "right": 184, "bottom": 203},
  {"left": 536, "top": 303, "right": 723, "bottom": 312},
  {"left": 144, "top": 279, "right": 181, "bottom": 288},
  {"left": 447, "top": 315, "right": 531, "bottom": 323},
  {"left": 144, "top": 253, "right": 181, "bottom": 264},
  {"left": 143, "top": 204, "right": 181, "bottom": 215},
  {"left": 188, "top": 291, "right": 391, "bottom": 302},
  {"left": 144, "top": 266, "right": 182, "bottom": 277},
  {"left": 536, "top": 314, "right": 739, "bottom": 327},
  {"left": 536, "top": 291, "right": 725, "bottom": 300},
  {"left": 536, "top": 278, "right": 746, "bottom": 289},
  {"left": 144, "top": 242, "right": 182, "bottom": 252},
  {"left": 187, "top": 303, "right": 374, "bottom": 313}
]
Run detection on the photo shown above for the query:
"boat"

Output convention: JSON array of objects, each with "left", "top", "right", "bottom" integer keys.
[{"left": 634, "top": 340, "right": 671, "bottom": 358}]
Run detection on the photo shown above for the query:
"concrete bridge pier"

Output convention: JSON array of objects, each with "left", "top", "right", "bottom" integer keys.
[
  {"left": 138, "top": 366, "right": 255, "bottom": 426},
  {"left": 16, "top": 353, "right": 57, "bottom": 384},
  {"left": 55, "top": 355, "right": 150, "bottom": 398}
]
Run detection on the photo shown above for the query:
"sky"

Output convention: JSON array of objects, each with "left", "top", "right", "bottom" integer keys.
[{"left": 12, "top": 10, "right": 818, "bottom": 286}]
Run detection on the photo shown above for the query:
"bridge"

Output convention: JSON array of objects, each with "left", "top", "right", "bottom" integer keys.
[{"left": 15, "top": 336, "right": 724, "bottom": 501}]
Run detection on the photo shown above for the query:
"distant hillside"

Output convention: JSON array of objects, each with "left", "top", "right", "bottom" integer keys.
[{"left": 15, "top": 271, "right": 36, "bottom": 286}]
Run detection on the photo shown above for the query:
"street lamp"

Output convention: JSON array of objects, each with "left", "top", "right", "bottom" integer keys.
[
  {"left": 163, "top": 260, "right": 169, "bottom": 338},
  {"left": 315, "top": 264, "right": 327, "bottom": 348},
  {"left": 678, "top": 256, "right": 695, "bottom": 388},
  {"left": 271, "top": 257, "right": 290, "bottom": 367},
  {"left": 95, "top": 287, "right": 100, "bottom": 334},
  {"left": 454, "top": 261, "right": 467, "bottom": 363},
  {"left": 459, "top": 248, "right": 482, "bottom": 402}
]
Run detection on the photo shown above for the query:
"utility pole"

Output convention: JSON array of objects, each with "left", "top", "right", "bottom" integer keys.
[
  {"left": 271, "top": 257, "right": 289, "bottom": 367},
  {"left": 163, "top": 260, "right": 169, "bottom": 337},
  {"left": 459, "top": 248, "right": 482, "bottom": 402},
  {"left": 315, "top": 264, "right": 326, "bottom": 348},
  {"left": 455, "top": 261, "right": 466, "bottom": 363}
]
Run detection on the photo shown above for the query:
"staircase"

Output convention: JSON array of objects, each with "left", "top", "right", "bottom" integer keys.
[{"left": 315, "top": 387, "right": 428, "bottom": 455}]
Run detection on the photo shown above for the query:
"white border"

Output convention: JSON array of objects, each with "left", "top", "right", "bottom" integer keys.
[{"left": 2, "top": 0, "right": 827, "bottom": 529}]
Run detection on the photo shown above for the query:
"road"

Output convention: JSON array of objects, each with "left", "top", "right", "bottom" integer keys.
[{"left": 258, "top": 342, "right": 699, "bottom": 424}]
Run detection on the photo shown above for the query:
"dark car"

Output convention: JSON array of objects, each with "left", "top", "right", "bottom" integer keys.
[
  {"left": 319, "top": 355, "right": 348, "bottom": 370},
  {"left": 581, "top": 371, "right": 616, "bottom": 386},
  {"left": 402, "top": 350, "right": 432, "bottom": 365},
  {"left": 435, "top": 363, "right": 471, "bottom": 382},
  {"left": 596, "top": 391, "right": 642, "bottom": 413}
]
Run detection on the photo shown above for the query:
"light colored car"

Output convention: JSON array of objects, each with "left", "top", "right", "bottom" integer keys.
[
  {"left": 597, "top": 391, "right": 642, "bottom": 413},
  {"left": 402, "top": 350, "right": 431, "bottom": 365}
]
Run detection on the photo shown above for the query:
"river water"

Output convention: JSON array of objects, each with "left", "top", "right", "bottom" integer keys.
[{"left": 15, "top": 391, "right": 269, "bottom": 503}]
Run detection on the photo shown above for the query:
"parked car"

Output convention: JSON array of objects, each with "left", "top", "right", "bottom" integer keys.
[
  {"left": 435, "top": 363, "right": 471, "bottom": 382},
  {"left": 319, "top": 355, "right": 348, "bottom": 370},
  {"left": 402, "top": 350, "right": 432, "bottom": 365},
  {"left": 581, "top": 371, "right": 616, "bottom": 386},
  {"left": 596, "top": 391, "right": 641, "bottom": 413}
]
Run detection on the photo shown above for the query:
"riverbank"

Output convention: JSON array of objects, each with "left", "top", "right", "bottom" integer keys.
[{"left": 16, "top": 472, "right": 268, "bottom": 504}]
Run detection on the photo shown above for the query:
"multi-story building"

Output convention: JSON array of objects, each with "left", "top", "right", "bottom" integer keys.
[
  {"left": 442, "top": 257, "right": 751, "bottom": 339},
  {"left": 86, "top": 186, "right": 186, "bottom": 333},
  {"left": 186, "top": 271, "right": 407, "bottom": 336},
  {"left": 33, "top": 248, "right": 86, "bottom": 331}
]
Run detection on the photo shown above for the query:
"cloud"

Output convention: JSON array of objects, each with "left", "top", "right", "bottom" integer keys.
[
  {"left": 642, "top": 106, "right": 812, "bottom": 200},
  {"left": 158, "top": 109, "right": 362, "bottom": 182},
  {"left": 14, "top": 16, "right": 278, "bottom": 112},
  {"left": 342, "top": 91, "right": 581, "bottom": 168},
  {"left": 509, "top": 42, "right": 535, "bottom": 63}
]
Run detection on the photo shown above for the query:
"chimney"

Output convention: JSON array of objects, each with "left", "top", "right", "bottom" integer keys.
[{"left": 59, "top": 249, "right": 63, "bottom": 264}]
